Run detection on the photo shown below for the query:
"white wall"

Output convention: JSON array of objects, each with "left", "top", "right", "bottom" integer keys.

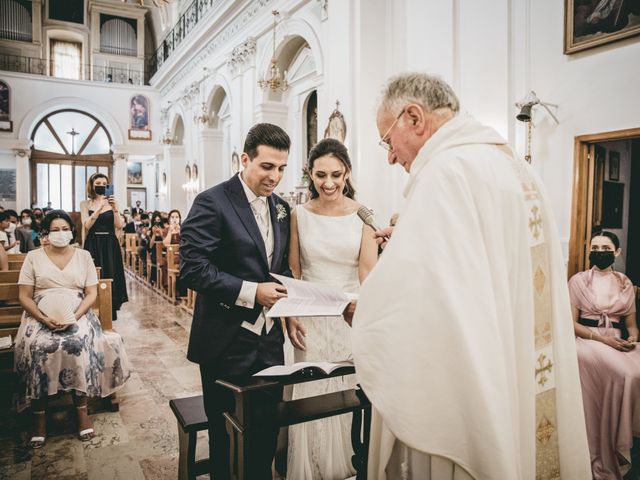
[
  {"left": 396, "top": 0, "right": 640, "bottom": 254},
  {"left": 0, "top": 71, "right": 161, "bottom": 211},
  {"left": 147, "top": 0, "right": 639, "bottom": 245}
]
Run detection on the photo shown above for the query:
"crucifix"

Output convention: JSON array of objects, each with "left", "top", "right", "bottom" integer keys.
[{"left": 67, "top": 128, "right": 79, "bottom": 155}]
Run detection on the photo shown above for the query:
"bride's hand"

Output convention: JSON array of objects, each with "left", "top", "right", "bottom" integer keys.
[
  {"left": 286, "top": 317, "right": 307, "bottom": 351},
  {"left": 342, "top": 300, "right": 357, "bottom": 327}
]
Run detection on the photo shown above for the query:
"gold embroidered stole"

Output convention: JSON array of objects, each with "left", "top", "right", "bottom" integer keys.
[{"left": 501, "top": 146, "right": 562, "bottom": 480}]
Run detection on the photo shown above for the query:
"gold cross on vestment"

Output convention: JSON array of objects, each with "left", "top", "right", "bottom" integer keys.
[
  {"left": 535, "top": 353, "right": 553, "bottom": 387},
  {"left": 529, "top": 205, "right": 543, "bottom": 240}
]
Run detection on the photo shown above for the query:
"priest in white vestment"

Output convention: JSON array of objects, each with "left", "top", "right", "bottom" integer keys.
[{"left": 350, "top": 73, "right": 592, "bottom": 479}]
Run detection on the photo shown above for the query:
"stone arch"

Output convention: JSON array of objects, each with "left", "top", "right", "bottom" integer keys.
[
  {"left": 256, "top": 16, "right": 323, "bottom": 79},
  {"left": 19, "top": 96, "right": 123, "bottom": 145}
]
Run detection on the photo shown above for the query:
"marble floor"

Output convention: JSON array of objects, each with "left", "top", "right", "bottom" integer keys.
[{"left": 0, "top": 277, "right": 209, "bottom": 480}]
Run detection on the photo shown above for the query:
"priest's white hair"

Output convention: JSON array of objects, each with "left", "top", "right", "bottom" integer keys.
[{"left": 379, "top": 72, "right": 460, "bottom": 116}]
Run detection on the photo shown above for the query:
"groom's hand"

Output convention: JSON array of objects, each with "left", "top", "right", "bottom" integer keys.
[{"left": 256, "top": 282, "right": 287, "bottom": 308}]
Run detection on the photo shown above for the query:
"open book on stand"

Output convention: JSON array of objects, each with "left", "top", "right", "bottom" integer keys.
[
  {"left": 266, "top": 273, "right": 358, "bottom": 318},
  {"left": 0, "top": 335, "right": 12, "bottom": 350},
  {"left": 254, "top": 360, "right": 354, "bottom": 377}
]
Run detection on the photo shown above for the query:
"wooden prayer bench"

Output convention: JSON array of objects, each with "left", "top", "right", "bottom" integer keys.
[{"left": 169, "top": 395, "right": 210, "bottom": 480}]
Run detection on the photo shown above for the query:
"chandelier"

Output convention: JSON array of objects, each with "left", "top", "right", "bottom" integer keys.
[
  {"left": 160, "top": 128, "right": 174, "bottom": 145},
  {"left": 258, "top": 11, "right": 288, "bottom": 92},
  {"left": 193, "top": 102, "right": 210, "bottom": 124}
]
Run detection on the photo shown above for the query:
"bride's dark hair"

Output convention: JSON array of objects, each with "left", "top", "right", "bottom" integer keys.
[{"left": 307, "top": 138, "right": 356, "bottom": 200}]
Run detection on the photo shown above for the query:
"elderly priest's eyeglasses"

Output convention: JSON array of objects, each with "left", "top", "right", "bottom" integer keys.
[{"left": 378, "top": 108, "right": 406, "bottom": 152}]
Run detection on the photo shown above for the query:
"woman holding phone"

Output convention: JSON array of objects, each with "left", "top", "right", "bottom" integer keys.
[{"left": 80, "top": 173, "right": 128, "bottom": 320}]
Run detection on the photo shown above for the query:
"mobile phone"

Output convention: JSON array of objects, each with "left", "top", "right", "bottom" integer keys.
[{"left": 105, "top": 184, "right": 114, "bottom": 197}]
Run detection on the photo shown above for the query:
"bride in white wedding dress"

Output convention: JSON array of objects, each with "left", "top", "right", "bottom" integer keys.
[{"left": 286, "top": 139, "right": 378, "bottom": 480}]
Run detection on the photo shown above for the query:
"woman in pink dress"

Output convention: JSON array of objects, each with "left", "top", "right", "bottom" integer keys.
[{"left": 569, "top": 231, "right": 639, "bottom": 479}]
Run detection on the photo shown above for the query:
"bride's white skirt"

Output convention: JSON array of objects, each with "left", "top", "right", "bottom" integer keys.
[
  {"left": 286, "top": 315, "right": 357, "bottom": 480},
  {"left": 386, "top": 441, "right": 475, "bottom": 480}
]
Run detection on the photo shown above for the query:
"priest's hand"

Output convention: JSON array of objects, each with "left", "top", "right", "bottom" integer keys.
[
  {"left": 342, "top": 300, "right": 357, "bottom": 327},
  {"left": 286, "top": 317, "right": 307, "bottom": 351},
  {"left": 374, "top": 227, "right": 394, "bottom": 250},
  {"left": 256, "top": 282, "right": 287, "bottom": 308}
]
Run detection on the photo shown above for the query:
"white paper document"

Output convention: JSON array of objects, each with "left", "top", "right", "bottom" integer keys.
[{"left": 266, "top": 273, "right": 358, "bottom": 318}]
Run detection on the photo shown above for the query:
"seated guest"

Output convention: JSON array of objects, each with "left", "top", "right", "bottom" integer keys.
[
  {"left": 17, "top": 209, "right": 38, "bottom": 252},
  {"left": 3, "top": 209, "right": 20, "bottom": 253},
  {"left": 32, "top": 208, "right": 44, "bottom": 230},
  {"left": 123, "top": 211, "right": 141, "bottom": 234},
  {"left": 162, "top": 209, "right": 181, "bottom": 247},
  {"left": 14, "top": 210, "right": 131, "bottom": 449},
  {"left": 148, "top": 211, "right": 167, "bottom": 285},
  {"left": 569, "top": 230, "right": 639, "bottom": 479},
  {"left": 0, "top": 212, "right": 17, "bottom": 252}
]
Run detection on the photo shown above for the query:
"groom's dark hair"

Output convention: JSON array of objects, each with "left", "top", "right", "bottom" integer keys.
[{"left": 243, "top": 123, "right": 291, "bottom": 160}]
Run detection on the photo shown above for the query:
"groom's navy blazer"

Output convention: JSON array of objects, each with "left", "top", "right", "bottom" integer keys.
[{"left": 180, "top": 174, "right": 292, "bottom": 367}]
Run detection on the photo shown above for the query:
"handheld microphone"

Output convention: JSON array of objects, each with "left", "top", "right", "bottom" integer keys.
[{"left": 357, "top": 206, "right": 390, "bottom": 240}]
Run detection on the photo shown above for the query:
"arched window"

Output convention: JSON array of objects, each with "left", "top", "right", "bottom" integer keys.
[
  {"left": 305, "top": 90, "right": 318, "bottom": 157},
  {"left": 30, "top": 110, "right": 113, "bottom": 212}
]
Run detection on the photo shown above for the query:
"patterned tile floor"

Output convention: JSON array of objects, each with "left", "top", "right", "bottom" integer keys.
[{"left": 0, "top": 277, "right": 210, "bottom": 480}]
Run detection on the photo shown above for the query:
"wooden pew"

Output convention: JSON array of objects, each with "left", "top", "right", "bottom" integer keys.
[
  {"left": 155, "top": 243, "right": 167, "bottom": 295},
  {"left": 8, "top": 261, "right": 23, "bottom": 271},
  {"left": 124, "top": 234, "right": 139, "bottom": 273},
  {"left": 7, "top": 253, "right": 27, "bottom": 262},
  {"left": 0, "top": 271, "right": 20, "bottom": 284},
  {"left": 167, "top": 244, "right": 180, "bottom": 304}
]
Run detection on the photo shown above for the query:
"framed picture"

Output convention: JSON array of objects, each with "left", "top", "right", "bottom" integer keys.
[
  {"left": 127, "top": 187, "right": 146, "bottom": 211},
  {"left": 323, "top": 100, "right": 347, "bottom": 143},
  {"left": 0, "top": 169, "right": 16, "bottom": 202},
  {"left": 564, "top": 0, "right": 640, "bottom": 54},
  {"left": 0, "top": 81, "right": 12, "bottom": 132},
  {"left": 129, "top": 94, "right": 151, "bottom": 140},
  {"left": 127, "top": 162, "right": 143, "bottom": 185},
  {"left": 608, "top": 150, "right": 620, "bottom": 181},
  {"left": 601, "top": 181, "right": 624, "bottom": 228},
  {"left": 231, "top": 149, "right": 240, "bottom": 175}
]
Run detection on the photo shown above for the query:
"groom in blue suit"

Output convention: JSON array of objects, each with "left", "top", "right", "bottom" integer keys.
[{"left": 180, "top": 123, "right": 292, "bottom": 479}]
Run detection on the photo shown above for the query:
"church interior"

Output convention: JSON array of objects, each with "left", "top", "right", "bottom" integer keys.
[{"left": 0, "top": 0, "right": 639, "bottom": 479}]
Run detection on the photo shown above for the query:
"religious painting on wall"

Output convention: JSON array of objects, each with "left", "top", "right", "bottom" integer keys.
[
  {"left": 231, "top": 149, "right": 240, "bottom": 175},
  {"left": 0, "top": 169, "right": 16, "bottom": 202},
  {"left": 564, "top": 0, "right": 640, "bottom": 54},
  {"left": 608, "top": 150, "right": 620, "bottom": 181},
  {"left": 127, "top": 162, "right": 143, "bottom": 185},
  {"left": 0, "top": 81, "right": 12, "bottom": 132},
  {"left": 129, "top": 94, "right": 152, "bottom": 140},
  {"left": 127, "top": 187, "right": 146, "bottom": 211},
  {"left": 323, "top": 100, "right": 346, "bottom": 143}
]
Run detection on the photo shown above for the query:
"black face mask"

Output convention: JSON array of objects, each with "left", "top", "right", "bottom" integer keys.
[
  {"left": 94, "top": 185, "right": 106, "bottom": 195},
  {"left": 589, "top": 251, "right": 615, "bottom": 270}
]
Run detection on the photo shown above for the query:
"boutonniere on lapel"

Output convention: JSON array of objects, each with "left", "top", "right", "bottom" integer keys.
[{"left": 275, "top": 204, "right": 287, "bottom": 222}]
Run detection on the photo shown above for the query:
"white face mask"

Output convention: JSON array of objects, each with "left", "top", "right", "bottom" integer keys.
[
  {"left": 48, "top": 230, "right": 73, "bottom": 247},
  {"left": 21, "top": 218, "right": 32, "bottom": 226},
  {"left": 5, "top": 222, "right": 16, "bottom": 233}
]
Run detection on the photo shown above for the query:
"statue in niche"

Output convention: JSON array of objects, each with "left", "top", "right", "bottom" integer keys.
[{"left": 323, "top": 100, "right": 346, "bottom": 143}]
